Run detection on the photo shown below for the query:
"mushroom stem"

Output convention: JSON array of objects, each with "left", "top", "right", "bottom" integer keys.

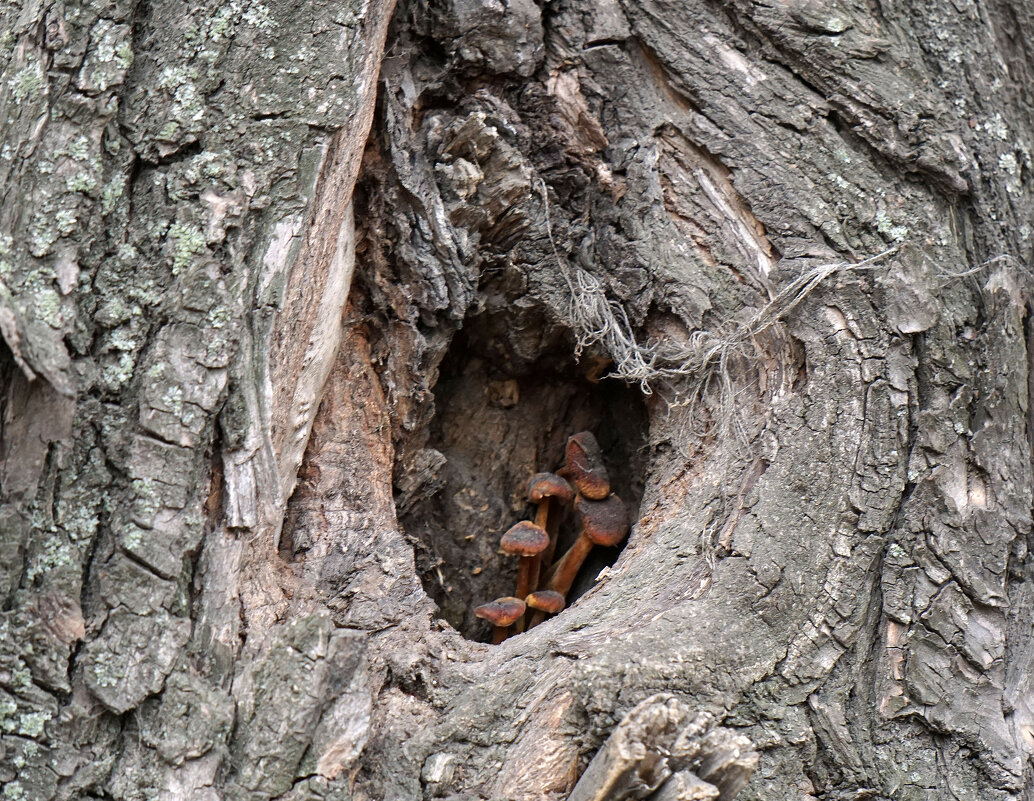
[
  {"left": 534, "top": 500, "right": 549, "bottom": 530},
  {"left": 492, "top": 625, "right": 509, "bottom": 645},
  {"left": 512, "top": 559, "right": 533, "bottom": 634},
  {"left": 514, "top": 547, "right": 541, "bottom": 633},
  {"left": 546, "top": 534, "right": 595, "bottom": 598},
  {"left": 500, "top": 521, "right": 550, "bottom": 636},
  {"left": 525, "top": 500, "right": 552, "bottom": 600},
  {"left": 514, "top": 557, "right": 534, "bottom": 605},
  {"left": 529, "top": 534, "right": 593, "bottom": 630},
  {"left": 537, "top": 499, "right": 562, "bottom": 575}
]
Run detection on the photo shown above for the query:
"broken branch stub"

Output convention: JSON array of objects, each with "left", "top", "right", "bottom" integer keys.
[
  {"left": 670, "top": 726, "right": 760, "bottom": 800},
  {"left": 649, "top": 771, "right": 720, "bottom": 801},
  {"left": 567, "top": 695, "right": 759, "bottom": 801}
]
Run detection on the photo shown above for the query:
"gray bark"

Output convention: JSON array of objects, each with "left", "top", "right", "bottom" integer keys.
[{"left": 1, "top": 0, "right": 1033, "bottom": 797}]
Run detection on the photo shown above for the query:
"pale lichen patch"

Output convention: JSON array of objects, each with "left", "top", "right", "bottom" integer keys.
[
  {"left": 166, "top": 222, "right": 207, "bottom": 274},
  {"left": 7, "top": 62, "right": 44, "bottom": 102}
]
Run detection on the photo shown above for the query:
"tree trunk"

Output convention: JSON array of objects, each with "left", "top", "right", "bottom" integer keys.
[{"left": 2, "top": 0, "right": 1033, "bottom": 797}]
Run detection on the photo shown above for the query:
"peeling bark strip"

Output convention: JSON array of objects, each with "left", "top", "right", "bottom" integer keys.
[{"left": 1, "top": 0, "right": 1034, "bottom": 796}]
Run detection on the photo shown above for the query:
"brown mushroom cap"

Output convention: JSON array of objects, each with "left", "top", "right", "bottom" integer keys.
[
  {"left": 525, "top": 590, "right": 565, "bottom": 614},
  {"left": 559, "top": 431, "right": 610, "bottom": 500},
  {"left": 474, "top": 597, "right": 526, "bottom": 627},
  {"left": 500, "top": 520, "right": 550, "bottom": 556},
  {"left": 575, "top": 493, "right": 630, "bottom": 547},
  {"left": 527, "top": 472, "right": 575, "bottom": 504}
]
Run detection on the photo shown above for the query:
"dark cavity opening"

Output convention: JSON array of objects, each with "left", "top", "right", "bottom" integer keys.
[{"left": 396, "top": 308, "right": 648, "bottom": 642}]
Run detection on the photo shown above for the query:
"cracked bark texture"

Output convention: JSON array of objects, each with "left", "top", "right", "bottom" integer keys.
[{"left": 1, "top": 0, "right": 1033, "bottom": 796}]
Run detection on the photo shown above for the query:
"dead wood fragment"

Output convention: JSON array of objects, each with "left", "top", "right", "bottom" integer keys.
[
  {"left": 671, "top": 725, "right": 759, "bottom": 800},
  {"left": 647, "top": 771, "right": 719, "bottom": 801},
  {"left": 567, "top": 694, "right": 685, "bottom": 801},
  {"left": 568, "top": 694, "right": 758, "bottom": 801}
]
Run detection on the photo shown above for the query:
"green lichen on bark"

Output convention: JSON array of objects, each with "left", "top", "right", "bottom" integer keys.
[{"left": 0, "top": 0, "right": 391, "bottom": 793}]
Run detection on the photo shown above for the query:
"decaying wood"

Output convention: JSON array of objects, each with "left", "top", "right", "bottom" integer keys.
[
  {"left": 649, "top": 773, "right": 719, "bottom": 801},
  {"left": 567, "top": 694, "right": 758, "bottom": 801},
  {"left": 567, "top": 694, "right": 687, "bottom": 801},
  {"left": 1, "top": 0, "right": 1034, "bottom": 796}
]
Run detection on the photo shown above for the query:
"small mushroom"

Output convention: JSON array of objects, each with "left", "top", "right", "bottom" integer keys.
[
  {"left": 528, "top": 472, "right": 575, "bottom": 529},
  {"left": 501, "top": 520, "right": 551, "bottom": 599},
  {"left": 526, "top": 472, "right": 575, "bottom": 590},
  {"left": 547, "top": 493, "right": 629, "bottom": 598},
  {"left": 557, "top": 432, "right": 610, "bottom": 500},
  {"left": 525, "top": 590, "right": 566, "bottom": 629},
  {"left": 526, "top": 590, "right": 566, "bottom": 613},
  {"left": 474, "top": 596, "right": 527, "bottom": 644}
]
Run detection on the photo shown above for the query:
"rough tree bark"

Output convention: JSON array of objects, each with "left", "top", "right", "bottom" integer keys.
[{"left": 1, "top": 0, "right": 1033, "bottom": 797}]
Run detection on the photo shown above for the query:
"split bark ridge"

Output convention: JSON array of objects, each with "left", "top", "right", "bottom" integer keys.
[{"left": 0, "top": 0, "right": 1033, "bottom": 797}]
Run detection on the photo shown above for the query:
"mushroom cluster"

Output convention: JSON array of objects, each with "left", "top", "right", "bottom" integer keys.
[{"left": 474, "top": 431, "right": 631, "bottom": 643}]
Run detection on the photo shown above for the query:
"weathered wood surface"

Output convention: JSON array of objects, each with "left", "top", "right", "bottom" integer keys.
[
  {"left": 566, "top": 694, "right": 758, "bottom": 801},
  {"left": 1, "top": 0, "right": 1034, "bottom": 797}
]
